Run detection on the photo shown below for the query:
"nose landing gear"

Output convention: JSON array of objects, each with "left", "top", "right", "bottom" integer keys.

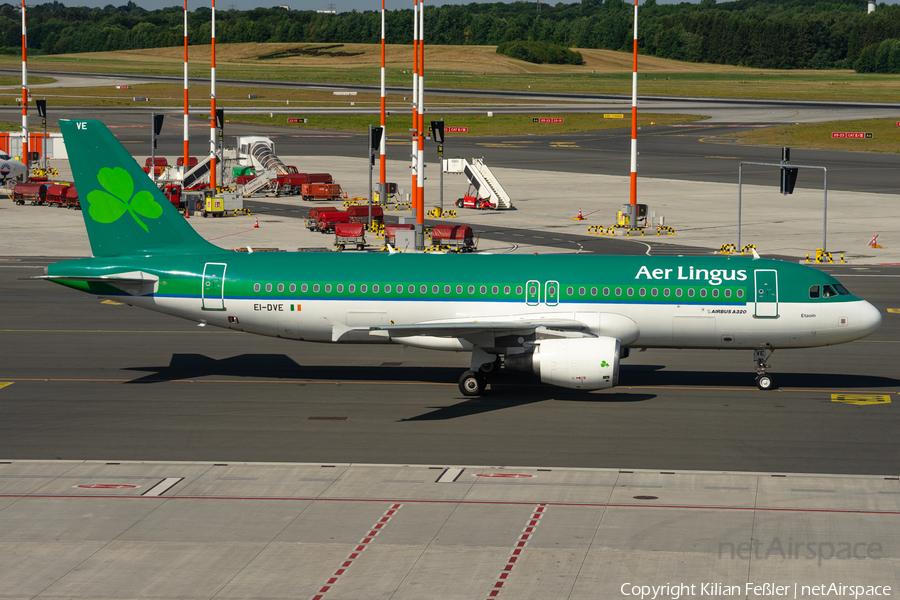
[{"left": 754, "top": 348, "right": 775, "bottom": 390}]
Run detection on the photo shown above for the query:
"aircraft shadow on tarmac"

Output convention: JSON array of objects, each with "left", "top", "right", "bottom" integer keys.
[{"left": 618, "top": 364, "right": 900, "bottom": 389}]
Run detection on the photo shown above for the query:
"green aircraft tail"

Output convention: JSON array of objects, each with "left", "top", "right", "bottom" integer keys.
[{"left": 60, "top": 119, "right": 225, "bottom": 257}]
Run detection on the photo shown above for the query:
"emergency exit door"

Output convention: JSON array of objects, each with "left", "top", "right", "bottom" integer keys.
[
  {"left": 754, "top": 269, "right": 778, "bottom": 318},
  {"left": 202, "top": 262, "right": 227, "bottom": 311}
]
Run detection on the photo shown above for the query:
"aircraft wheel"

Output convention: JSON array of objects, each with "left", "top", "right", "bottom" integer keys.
[
  {"left": 756, "top": 375, "right": 774, "bottom": 390},
  {"left": 478, "top": 356, "right": 502, "bottom": 376},
  {"left": 459, "top": 370, "right": 485, "bottom": 397}
]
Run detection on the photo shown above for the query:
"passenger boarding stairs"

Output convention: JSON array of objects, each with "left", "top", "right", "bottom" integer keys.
[
  {"left": 460, "top": 158, "right": 512, "bottom": 209},
  {"left": 237, "top": 169, "right": 278, "bottom": 197},
  {"left": 182, "top": 156, "right": 212, "bottom": 189}
]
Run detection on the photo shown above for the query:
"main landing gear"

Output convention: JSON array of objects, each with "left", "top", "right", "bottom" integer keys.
[
  {"left": 754, "top": 348, "right": 775, "bottom": 390},
  {"left": 458, "top": 350, "right": 502, "bottom": 396}
]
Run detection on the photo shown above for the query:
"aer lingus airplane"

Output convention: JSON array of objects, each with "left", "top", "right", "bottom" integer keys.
[{"left": 37, "top": 119, "right": 882, "bottom": 395}]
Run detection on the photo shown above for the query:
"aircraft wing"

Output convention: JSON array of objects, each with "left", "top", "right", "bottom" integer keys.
[{"left": 332, "top": 319, "right": 588, "bottom": 342}]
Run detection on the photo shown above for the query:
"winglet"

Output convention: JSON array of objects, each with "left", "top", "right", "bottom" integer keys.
[{"left": 752, "top": 248, "right": 761, "bottom": 259}]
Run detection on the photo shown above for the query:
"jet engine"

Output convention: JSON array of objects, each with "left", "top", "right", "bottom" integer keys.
[{"left": 504, "top": 336, "right": 621, "bottom": 390}]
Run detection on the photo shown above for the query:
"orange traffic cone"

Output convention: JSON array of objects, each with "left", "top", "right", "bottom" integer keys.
[
  {"left": 254, "top": 217, "right": 259, "bottom": 229},
  {"left": 573, "top": 208, "right": 586, "bottom": 221}
]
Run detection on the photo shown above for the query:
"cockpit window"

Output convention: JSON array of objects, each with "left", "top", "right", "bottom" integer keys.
[
  {"left": 809, "top": 285, "right": 820, "bottom": 299},
  {"left": 834, "top": 284, "right": 851, "bottom": 296},
  {"left": 822, "top": 285, "right": 838, "bottom": 298}
]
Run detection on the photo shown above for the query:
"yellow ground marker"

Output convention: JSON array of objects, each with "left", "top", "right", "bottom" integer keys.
[
  {"left": 887, "top": 308, "right": 900, "bottom": 314},
  {"left": 831, "top": 394, "right": 891, "bottom": 405},
  {"left": 101, "top": 299, "right": 123, "bottom": 305},
  {"left": 0, "top": 383, "right": 13, "bottom": 391}
]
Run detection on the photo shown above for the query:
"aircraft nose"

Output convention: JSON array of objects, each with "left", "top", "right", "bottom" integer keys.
[{"left": 859, "top": 301, "right": 882, "bottom": 338}]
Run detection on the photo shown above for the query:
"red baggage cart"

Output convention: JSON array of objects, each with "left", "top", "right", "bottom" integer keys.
[{"left": 334, "top": 222, "right": 367, "bottom": 251}]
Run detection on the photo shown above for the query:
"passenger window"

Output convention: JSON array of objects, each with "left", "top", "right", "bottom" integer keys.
[
  {"left": 591, "top": 287, "right": 598, "bottom": 296},
  {"left": 809, "top": 285, "right": 820, "bottom": 299},
  {"left": 289, "top": 284, "right": 296, "bottom": 293},
  {"left": 627, "top": 287, "right": 634, "bottom": 296},
  {"left": 504, "top": 286, "right": 511, "bottom": 294},
  {"left": 737, "top": 289, "right": 744, "bottom": 298},
  {"left": 409, "top": 285, "right": 415, "bottom": 293},
  {"left": 444, "top": 285, "right": 451, "bottom": 294},
  {"left": 603, "top": 287, "right": 610, "bottom": 296},
  {"left": 432, "top": 285, "right": 438, "bottom": 294},
  {"left": 579, "top": 287, "right": 585, "bottom": 296},
  {"left": 712, "top": 289, "right": 719, "bottom": 298},
  {"left": 651, "top": 288, "right": 658, "bottom": 297},
  {"left": 361, "top": 284, "right": 367, "bottom": 293},
  {"left": 385, "top": 284, "right": 391, "bottom": 293},
  {"left": 349, "top": 284, "right": 356, "bottom": 293},
  {"left": 615, "top": 287, "right": 622, "bottom": 296},
  {"left": 688, "top": 289, "right": 695, "bottom": 298},
  {"left": 663, "top": 288, "right": 670, "bottom": 297},
  {"left": 516, "top": 286, "right": 523, "bottom": 295},
  {"left": 700, "top": 289, "right": 707, "bottom": 298},
  {"left": 480, "top": 285, "right": 487, "bottom": 294},
  {"left": 254, "top": 283, "right": 260, "bottom": 292},
  {"left": 457, "top": 285, "right": 463, "bottom": 294},
  {"left": 301, "top": 284, "right": 308, "bottom": 293},
  {"left": 823, "top": 285, "right": 837, "bottom": 298},
  {"left": 373, "top": 284, "right": 380, "bottom": 293},
  {"left": 724, "top": 289, "right": 731, "bottom": 298},
  {"left": 265, "top": 283, "right": 272, "bottom": 292},
  {"left": 325, "top": 284, "right": 332, "bottom": 293},
  {"left": 567, "top": 287, "right": 574, "bottom": 295},
  {"left": 277, "top": 284, "right": 284, "bottom": 292},
  {"left": 396, "top": 285, "right": 402, "bottom": 294},
  {"left": 337, "top": 284, "right": 344, "bottom": 293},
  {"left": 492, "top": 285, "right": 499, "bottom": 294},
  {"left": 675, "top": 289, "right": 682, "bottom": 298},
  {"left": 420, "top": 285, "right": 427, "bottom": 294},
  {"left": 468, "top": 285, "right": 475, "bottom": 294},
  {"left": 313, "top": 284, "right": 320, "bottom": 293},
  {"left": 639, "top": 288, "right": 646, "bottom": 297}
]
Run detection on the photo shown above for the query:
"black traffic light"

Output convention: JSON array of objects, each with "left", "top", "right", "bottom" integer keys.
[
  {"left": 781, "top": 146, "right": 790, "bottom": 162},
  {"left": 152, "top": 114, "right": 165, "bottom": 136},
  {"left": 431, "top": 120, "right": 444, "bottom": 144},
  {"left": 36, "top": 99, "right": 46, "bottom": 119},
  {"left": 780, "top": 167, "right": 798, "bottom": 195},
  {"left": 215, "top": 108, "right": 224, "bottom": 130}
]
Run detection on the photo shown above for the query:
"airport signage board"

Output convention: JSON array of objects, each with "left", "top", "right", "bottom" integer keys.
[
  {"left": 533, "top": 118, "right": 564, "bottom": 124},
  {"left": 287, "top": 118, "right": 308, "bottom": 124},
  {"left": 832, "top": 132, "right": 872, "bottom": 139},
  {"left": 603, "top": 114, "right": 625, "bottom": 118},
  {"left": 445, "top": 126, "right": 468, "bottom": 133}
]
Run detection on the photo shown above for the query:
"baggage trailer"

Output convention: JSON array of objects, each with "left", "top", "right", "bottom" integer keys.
[
  {"left": 383, "top": 223, "right": 415, "bottom": 247},
  {"left": 347, "top": 205, "right": 384, "bottom": 225},
  {"left": 306, "top": 206, "right": 339, "bottom": 231},
  {"left": 64, "top": 186, "right": 80, "bottom": 209},
  {"left": 430, "top": 224, "right": 476, "bottom": 252},
  {"left": 334, "top": 222, "right": 367, "bottom": 251},
  {"left": 202, "top": 193, "right": 246, "bottom": 218},
  {"left": 45, "top": 184, "right": 71, "bottom": 207},
  {"left": 143, "top": 157, "right": 168, "bottom": 176},
  {"left": 13, "top": 182, "right": 47, "bottom": 205},
  {"left": 316, "top": 210, "right": 349, "bottom": 233},
  {"left": 302, "top": 182, "right": 342, "bottom": 201}
]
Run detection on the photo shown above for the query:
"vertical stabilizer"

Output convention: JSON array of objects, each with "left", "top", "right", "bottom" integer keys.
[{"left": 60, "top": 119, "right": 225, "bottom": 257}]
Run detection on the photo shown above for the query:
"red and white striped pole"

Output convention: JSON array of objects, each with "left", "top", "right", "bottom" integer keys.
[
  {"left": 411, "top": 0, "right": 418, "bottom": 223},
  {"left": 183, "top": 0, "right": 189, "bottom": 171},
  {"left": 21, "top": 0, "right": 28, "bottom": 175},
  {"left": 209, "top": 0, "right": 216, "bottom": 191},
  {"left": 628, "top": 0, "right": 638, "bottom": 225},
  {"left": 379, "top": 0, "right": 386, "bottom": 195},
  {"left": 416, "top": 0, "right": 424, "bottom": 249}
]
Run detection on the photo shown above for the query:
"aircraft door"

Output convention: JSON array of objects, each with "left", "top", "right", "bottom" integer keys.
[
  {"left": 526, "top": 280, "right": 540, "bottom": 306},
  {"left": 754, "top": 269, "right": 778, "bottom": 318},
  {"left": 202, "top": 262, "right": 227, "bottom": 311},
  {"left": 545, "top": 280, "right": 559, "bottom": 307}
]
